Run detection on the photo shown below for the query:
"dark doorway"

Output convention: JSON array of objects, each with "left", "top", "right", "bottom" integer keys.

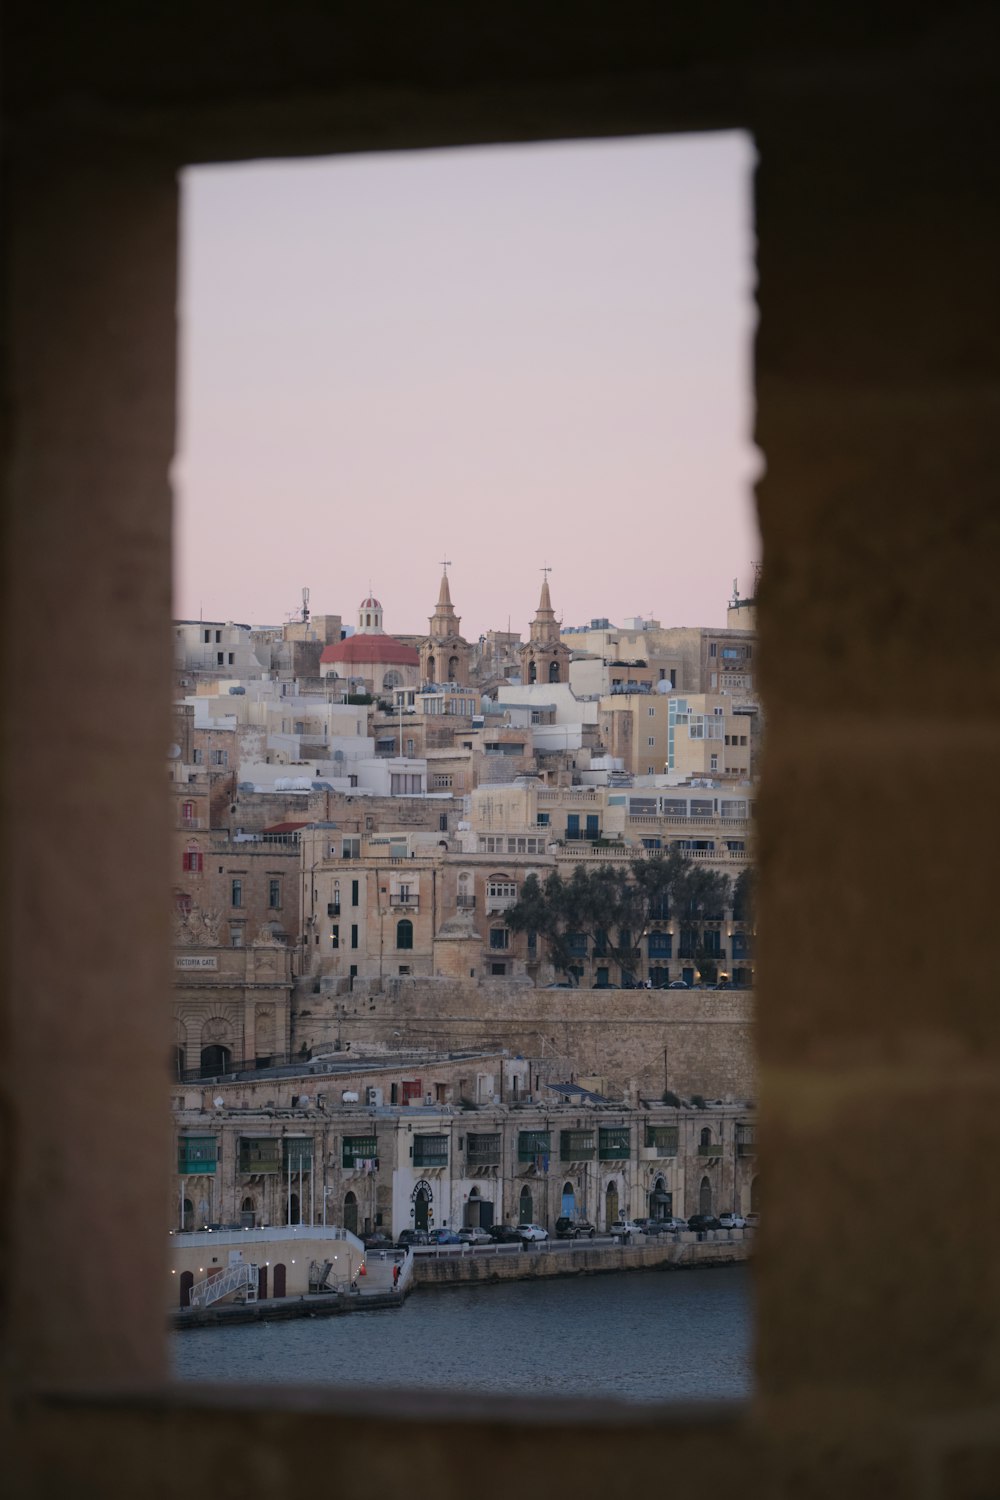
[
  {"left": 179, "top": 1270, "right": 194, "bottom": 1308},
  {"left": 182, "top": 1197, "right": 194, "bottom": 1231},
  {"left": 414, "top": 1185, "right": 430, "bottom": 1231},
  {"left": 240, "top": 1196, "right": 256, "bottom": 1228},
  {"left": 344, "top": 1192, "right": 358, "bottom": 1235},
  {"left": 286, "top": 1192, "right": 300, "bottom": 1226},
  {"left": 273, "top": 1262, "right": 286, "bottom": 1298},
  {"left": 258, "top": 1264, "right": 268, "bottom": 1299},
  {"left": 200, "top": 1044, "right": 231, "bottom": 1076},
  {"left": 605, "top": 1181, "right": 619, "bottom": 1228},
  {"left": 519, "top": 1186, "right": 532, "bottom": 1224},
  {"left": 699, "top": 1175, "right": 713, "bottom": 1215}
]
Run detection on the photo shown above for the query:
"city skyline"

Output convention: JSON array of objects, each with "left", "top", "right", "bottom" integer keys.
[{"left": 176, "top": 131, "right": 759, "bottom": 637}]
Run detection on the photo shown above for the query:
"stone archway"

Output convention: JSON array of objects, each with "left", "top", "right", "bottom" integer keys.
[
  {"left": 561, "top": 1180, "right": 576, "bottom": 1217},
  {"left": 649, "top": 1174, "right": 672, "bottom": 1221},
  {"left": 605, "top": 1180, "right": 619, "bottom": 1228},
  {"left": 699, "top": 1175, "right": 713, "bottom": 1215},
  {"left": 519, "top": 1185, "right": 532, "bottom": 1224},
  {"left": 413, "top": 1180, "right": 432, "bottom": 1232},
  {"left": 343, "top": 1191, "right": 358, "bottom": 1235}
]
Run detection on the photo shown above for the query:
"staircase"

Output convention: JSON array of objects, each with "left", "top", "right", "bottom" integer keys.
[{"left": 189, "top": 1260, "right": 258, "bottom": 1309}]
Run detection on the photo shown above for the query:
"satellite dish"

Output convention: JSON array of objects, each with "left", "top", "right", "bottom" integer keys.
[
  {"left": 167, "top": 743, "right": 182, "bottom": 758},
  {"left": 655, "top": 680, "right": 672, "bottom": 693},
  {"left": 213, "top": 1096, "right": 224, "bottom": 1109}
]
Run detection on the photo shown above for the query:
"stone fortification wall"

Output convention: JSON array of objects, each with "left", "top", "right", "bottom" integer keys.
[{"left": 294, "top": 978, "right": 755, "bottom": 1100}]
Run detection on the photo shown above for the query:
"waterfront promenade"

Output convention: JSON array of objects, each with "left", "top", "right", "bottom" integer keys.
[{"left": 173, "top": 1231, "right": 751, "bottom": 1329}]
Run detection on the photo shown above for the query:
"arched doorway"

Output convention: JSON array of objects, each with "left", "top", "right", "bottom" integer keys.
[
  {"left": 200, "top": 1043, "right": 231, "bottom": 1077},
  {"left": 699, "top": 1175, "right": 713, "bottom": 1215},
  {"left": 344, "top": 1191, "right": 358, "bottom": 1235},
  {"left": 561, "top": 1181, "right": 576, "bottom": 1217},
  {"left": 396, "top": 918, "right": 413, "bottom": 950},
  {"left": 519, "top": 1185, "right": 532, "bottom": 1224},
  {"left": 466, "top": 1187, "right": 481, "bottom": 1228},
  {"left": 426, "top": 656, "right": 436, "bottom": 682},
  {"left": 179, "top": 1270, "right": 194, "bottom": 1308},
  {"left": 240, "top": 1195, "right": 256, "bottom": 1228},
  {"left": 286, "top": 1192, "right": 300, "bottom": 1226},
  {"left": 605, "top": 1180, "right": 619, "bottom": 1229},
  {"left": 257, "top": 1264, "right": 268, "bottom": 1299},
  {"left": 182, "top": 1197, "right": 194, "bottom": 1231},
  {"left": 750, "top": 1175, "right": 760, "bottom": 1214},
  {"left": 699, "top": 1126, "right": 713, "bottom": 1148},
  {"left": 528, "top": 660, "right": 537, "bottom": 684},
  {"left": 548, "top": 660, "right": 560, "bottom": 683},
  {"left": 273, "top": 1263, "right": 287, "bottom": 1299},
  {"left": 414, "top": 1183, "right": 431, "bottom": 1231},
  {"left": 649, "top": 1175, "right": 672, "bottom": 1221},
  {"left": 448, "top": 655, "right": 459, "bottom": 680}
]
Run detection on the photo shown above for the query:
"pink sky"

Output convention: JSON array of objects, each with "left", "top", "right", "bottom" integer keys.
[{"left": 175, "top": 132, "right": 759, "bottom": 639}]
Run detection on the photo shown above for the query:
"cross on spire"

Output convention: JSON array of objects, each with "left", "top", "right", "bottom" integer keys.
[
  {"left": 541, "top": 564, "right": 552, "bottom": 580},
  {"left": 440, "top": 559, "right": 452, "bottom": 575}
]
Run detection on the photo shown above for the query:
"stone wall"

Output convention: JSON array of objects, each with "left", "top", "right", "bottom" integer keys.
[
  {"left": 413, "top": 1235, "right": 751, "bottom": 1287},
  {"left": 294, "top": 978, "right": 755, "bottom": 1099}
]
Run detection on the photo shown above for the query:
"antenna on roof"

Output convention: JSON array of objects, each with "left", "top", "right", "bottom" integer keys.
[{"left": 301, "top": 586, "right": 310, "bottom": 624}]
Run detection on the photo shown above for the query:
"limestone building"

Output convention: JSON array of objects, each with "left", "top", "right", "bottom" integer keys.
[
  {"left": 319, "top": 593, "right": 420, "bottom": 696},
  {"left": 420, "top": 566, "right": 471, "bottom": 686},
  {"left": 171, "top": 1073, "right": 757, "bottom": 1241},
  {"left": 520, "top": 574, "right": 571, "bottom": 687}
]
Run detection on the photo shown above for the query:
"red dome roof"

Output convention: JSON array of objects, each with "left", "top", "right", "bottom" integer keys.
[
  {"left": 360, "top": 595, "right": 382, "bottom": 610},
  {"left": 320, "top": 635, "right": 419, "bottom": 666}
]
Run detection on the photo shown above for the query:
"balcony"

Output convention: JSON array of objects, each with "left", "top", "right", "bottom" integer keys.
[
  {"left": 560, "top": 1131, "right": 596, "bottom": 1162},
  {"left": 390, "top": 895, "right": 419, "bottom": 911},
  {"left": 697, "top": 1141, "right": 723, "bottom": 1157},
  {"left": 238, "top": 1140, "right": 281, "bottom": 1174},
  {"left": 645, "top": 1127, "right": 679, "bottom": 1156},
  {"left": 456, "top": 895, "right": 476, "bottom": 911},
  {"left": 180, "top": 815, "right": 206, "bottom": 830},
  {"left": 517, "top": 1133, "right": 551, "bottom": 1163},
  {"left": 177, "top": 1137, "right": 218, "bottom": 1174},
  {"left": 342, "top": 1137, "right": 378, "bottom": 1169},
  {"left": 466, "top": 1134, "right": 501, "bottom": 1167},
  {"left": 413, "top": 1136, "right": 449, "bottom": 1168},
  {"left": 598, "top": 1130, "right": 631, "bottom": 1161}
]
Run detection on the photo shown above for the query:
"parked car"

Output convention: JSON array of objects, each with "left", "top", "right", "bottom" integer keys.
[
  {"left": 668, "top": 980, "right": 690, "bottom": 989},
  {"left": 361, "top": 1232, "right": 394, "bottom": 1251},
  {"left": 428, "top": 1228, "right": 462, "bottom": 1245},
  {"left": 659, "top": 1216, "right": 689, "bottom": 1232},
  {"left": 593, "top": 981, "right": 619, "bottom": 990},
  {"left": 718, "top": 1213, "right": 747, "bottom": 1230},
  {"left": 610, "top": 1218, "right": 642, "bottom": 1239},
  {"left": 687, "top": 1214, "right": 721, "bottom": 1233},
  {"left": 555, "top": 1216, "right": 596, "bottom": 1239},
  {"left": 635, "top": 1217, "right": 673, "bottom": 1235},
  {"left": 457, "top": 1226, "right": 493, "bottom": 1246},
  {"left": 517, "top": 1222, "right": 549, "bottom": 1242},
  {"left": 396, "top": 1229, "right": 431, "bottom": 1249},
  {"left": 488, "top": 1223, "right": 523, "bottom": 1243}
]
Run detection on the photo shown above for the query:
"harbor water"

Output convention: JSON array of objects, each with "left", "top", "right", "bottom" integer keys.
[{"left": 172, "top": 1264, "right": 751, "bottom": 1403}]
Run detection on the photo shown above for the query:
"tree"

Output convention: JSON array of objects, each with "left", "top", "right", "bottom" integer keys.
[{"left": 505, "top": 853, "right": 733, "bottom": 983}]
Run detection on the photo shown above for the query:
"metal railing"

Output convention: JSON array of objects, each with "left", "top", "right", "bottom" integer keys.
[{"left": 188, "top": 1260, "right": 258, "bottom": 1308}]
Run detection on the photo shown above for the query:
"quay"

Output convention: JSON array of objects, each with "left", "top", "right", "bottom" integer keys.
[{"left": 171, "top": 1232, "right": 751, "bottom": 1329}]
